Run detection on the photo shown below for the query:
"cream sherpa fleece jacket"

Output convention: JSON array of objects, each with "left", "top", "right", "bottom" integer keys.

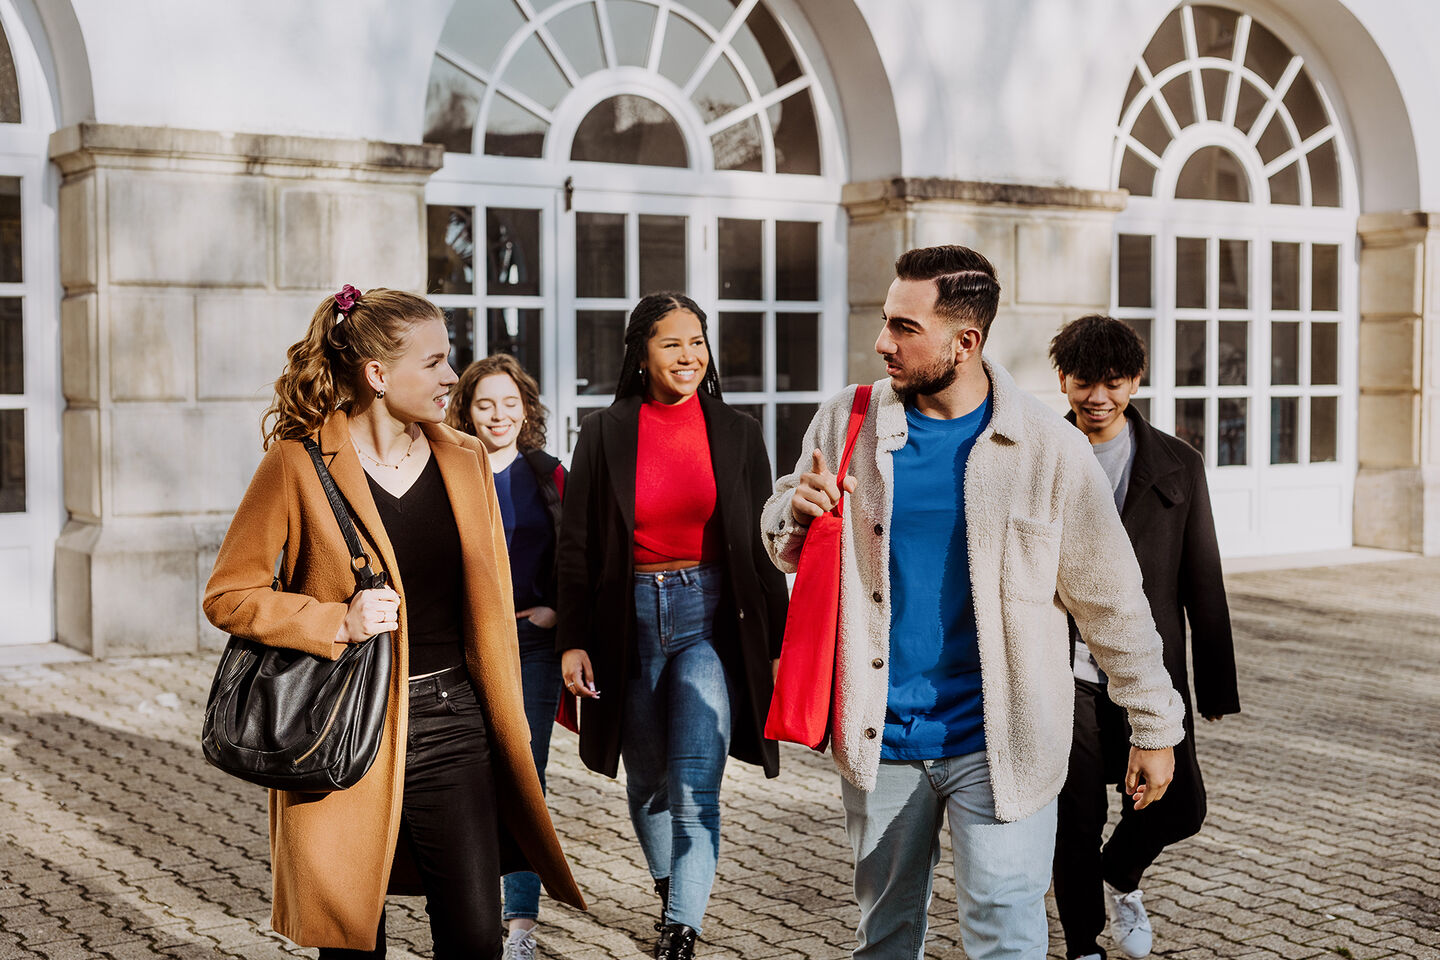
[{"left": 761, "top": 360, "right": 1185, "bottom": 822}]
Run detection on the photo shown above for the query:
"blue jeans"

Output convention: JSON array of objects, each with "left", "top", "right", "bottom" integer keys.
[
  {"left": 621, "top": 564, "right": 731, "bottom": 934},
  {"left": 501, "top": 619, "right": 563, "bottom": 922},
  {"left": 841, "top": 752, "right": 1057, "bottom": 960}
]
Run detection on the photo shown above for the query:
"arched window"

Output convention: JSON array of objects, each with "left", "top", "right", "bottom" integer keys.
[
  {"left": 423, "top": 0, "right": 843, "bottom": 474},
  {"left": 1111, "top": 4, "right": 1356, "bottom": 556}
]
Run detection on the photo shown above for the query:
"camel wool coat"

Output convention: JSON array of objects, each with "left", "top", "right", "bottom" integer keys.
[{"left": 203, "top": 412, "right": 584, "bottom": 951}]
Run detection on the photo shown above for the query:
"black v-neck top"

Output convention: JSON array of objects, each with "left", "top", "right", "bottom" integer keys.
[{"left": 365, "top": 454, "right": 465, "bottom": 676}]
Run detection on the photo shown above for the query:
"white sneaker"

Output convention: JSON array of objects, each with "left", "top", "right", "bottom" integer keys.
[
  {"left": 503, "top": 928, "right": 539, "bottom": 960},
  {"left": 1104, "top": 883, "right": 1153, "bottom": 958}
]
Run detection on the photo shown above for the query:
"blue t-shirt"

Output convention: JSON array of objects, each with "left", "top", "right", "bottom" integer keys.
[
  {"left": 493, "top": 456, "right": 554, "bottom": 611},
  {"left": 882, "top": 393, "right": 993, "bottom": 760}
]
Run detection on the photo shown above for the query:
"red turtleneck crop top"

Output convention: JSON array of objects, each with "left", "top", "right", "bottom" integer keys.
[{"left": 633, "top": 396, "right": 720, "bottom": 565}]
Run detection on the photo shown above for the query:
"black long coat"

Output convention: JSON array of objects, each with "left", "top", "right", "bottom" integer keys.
[
  {"left": 555, "top": 392, "right": 789, "bottom": 779},
  {"left": 1068, "top": 405, "right": 1241, "bottom": 842}
]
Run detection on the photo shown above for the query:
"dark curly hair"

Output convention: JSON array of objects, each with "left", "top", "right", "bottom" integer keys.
[
  {"left": 612, "top": 292, "right": 723, "bottom": 401},
  {"left": 447, "top": 353, "right": 548, "bottom": 451},
  {"left": 1049, "top": 314, "right": 1147, "bottom": 383}
]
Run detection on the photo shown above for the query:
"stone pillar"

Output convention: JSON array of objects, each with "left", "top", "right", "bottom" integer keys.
[
  {"left": 1355, "top": 212, "right": 1440, "bottom": 554},
  {"left": 841, "top": 178, "right": 1127, "bottom": 398},
  {"left": 50, "top": 124, "right": 443, "bottom": 657}
]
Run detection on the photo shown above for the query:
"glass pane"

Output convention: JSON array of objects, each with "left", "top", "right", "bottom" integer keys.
[
  {"left": 427, "top": 205, "right": 474, "bottom": 295},
  {"left": 1234, "top": 80, "right": 1267, "bottom": 134},
  {"left": 718, "top": 218, "right": 763, "bottom": 300},
  {"left": 1161, "top": 75, "right": 1195, "bottom": 130},
  {"left": 445, "top": 307, "right": 477, "bottom": 373},
  {"left": 776, "top": 312, "right": 819, "bottom": 390},
  {"left": 658, "top": 11, "right": 712, "bottom": 89},
  {"left": 487, "top": 308, "right": 543, "bottom": 389},
  {"left": 1175, "top": 237, "right": 1207, "bottom": 309},
  {"left": 1218, "top": 398, "right": 1248, "bottom": 466},
  {"left": 572, "top": 95, "right": 688, "bottom": 167},
  {"left": 1175, "top": 146, "right": 1249, "bottom": 202},
  {"left": 1284, "top": 70, "right": 1328, "bottom": 141},
  {"left": 576, "top": 212, "right": 625, "bottom": 299},
  {"left": 1255, "top": 116, "right": 1290, "bottom": 165},
  {"left": 1131, "top": 101, "right": 1171, "bottom": 158},
  {"left": 639, "top": 215, "right": 687, "bottom": 295},
  {"left": 1271, "top": 242, "right": 1300, "bottom": 311},
  {"left": 547, "top": 4, "right": 606, "bottom": 77},
  {"left": 1271, "top": 321, "right": 1299, "bottom": 385},
  {"left": 776, "top": 403, "right": 820, "bottom": 483},
  {"left": 442, "top": 0, "right": 525, "bottom": 75},
  {"left": 485, "top": 93, "right": 547, "bottom": 158},
  {"left": 1200, "top": 69, "right": 1229, "bottom": 123},
  {"left": 1268, "top": 161, "right": 1301, "bottom": 205},
  {"left": 506, "top": 34, "right": 572, "bottom": 111},
  {"left": 733, "top": 1, "right": 802, "bottom": 97},
  {"left": 769, "top": 89, "right": 821, "bottom": 175},
  {"left": 1121, "top": 317, "right": 1152, "bottom": 386},
  {"left": 1175, "top": 398, "right": 1205, "bottom": 456},
  {"left": 576, "top": 309, "right": 627, "bottom": 395},
  {"left": 718, "top": 311, "right": 764, "bottom": 391},
  {"left": 0, "top": 21, "right": 16, "bottom": 123},
  {"left": 0, "top": 409, "right": 22, "bottom": 512},
  {"left": 712, "top": 114, "right": 763, "bottom": 171},
  {"left": 0, "top": 177, "right": 18, "bottom": 283},
  {"left": 1119, "top": 148, "right": 1155, "bottom": 198},
  {"left": 1218, "top": 239, "right": 1248, "bottom": 309},
  {"left": 1243, "top": 20, "right": 1292, "bottom": 89},
  {"left": 1218, "top": 321, "right": 1248, "bottom": 386},
  {"left": 684, "top": 0, "right": 743, "bottom": 32},
  {"left": 1192, "top": 5, "right": 1240, "bottom": 58},
  {"left": 1143, "top": 9, "right": 1184, "bottom": 75},
  {"left": 775, "top": 221, "right": 819, "bottom": 301},
  {"left": 1176, "top": 320, "right": 1207, "bottom": 386},
  {"left": 1117, "top": 234, "right": 1152, "bottom": 309},
  {"left": 1120, "top": 70, "right": 1143, "bottom": 123},
  {"left": 692, "top": 55, "right": 749, "bottom": 124},
  {"left": 1312, "top": 244, "right": 1339, "bottom": 311},
  {"left": 1311, "top": 323, "right": 1339, "bottom": 385},
  {"left": 424, "top": 57, "right": 483, "bottom": 153},
  {"left": 1129, "top": 397, "right": 1151, "bottom": 420},
  {"left": 0, "top": 297, "right": 19, "bottom": 394},
  {"left": 1310, "top": 396, "right": 1338, "bottom": 463},
  {"left": 487, "top": 208, "right": 541, "bottom": 297},
  {"left": 1270, "top": 397, "right": 1298, "bottom": 464},
  {"left": 1308, "top": 139, "right": 1341, "bottom": 207},
  {"left": 608, "top": 0, "right": 657, "bottom": 67}
]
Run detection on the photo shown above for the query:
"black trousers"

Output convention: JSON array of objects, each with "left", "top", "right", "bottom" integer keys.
[
  {"left": 1053, "top": 678, "right": 1205, "bottom": 959},
  {"left": 320, "top": 667, "right": 503, "bottom": 960}
]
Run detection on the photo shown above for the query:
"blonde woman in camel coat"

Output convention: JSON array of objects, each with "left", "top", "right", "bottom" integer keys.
[{"left": 204, "top": 287, "right": 583, "bottom": 957}]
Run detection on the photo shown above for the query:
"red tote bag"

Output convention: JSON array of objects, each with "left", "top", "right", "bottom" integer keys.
[{"left": 764, "top": 385, "right": 872, "bottom": 749}]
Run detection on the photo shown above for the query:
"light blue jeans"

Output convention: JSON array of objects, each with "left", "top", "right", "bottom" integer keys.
[
  {"left": 841, "top": 752, "right": 1057, "bottom": 960},
  {"left": 621, "top": 564, "right": 731, "bottom": 934}
]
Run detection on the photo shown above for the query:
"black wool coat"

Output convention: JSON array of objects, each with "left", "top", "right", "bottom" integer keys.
[
  {"left": 555, "top": 391, "right": 790, "bottom": 779},
  {"left": 1068, "top": 405, "right": 1242, "bottom": 841}
]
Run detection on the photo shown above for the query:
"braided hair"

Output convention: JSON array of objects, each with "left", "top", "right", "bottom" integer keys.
[{"left": 612, "top": 292, "right": 723, "bottom": 401}]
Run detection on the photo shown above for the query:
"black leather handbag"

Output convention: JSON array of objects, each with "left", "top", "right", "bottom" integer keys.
[{"left": 201, "top": 438, "right": 393, "bottom": 792}]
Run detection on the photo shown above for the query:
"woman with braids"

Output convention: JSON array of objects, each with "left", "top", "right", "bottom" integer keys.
[
  {"left": 203, "top": 287, "right": 583, "bottom": 958},
  {"left": 446, "top": 354, "right": 566, "bottom": 960},
  {"left": 557, "top": 292, "right": 788, "bottom": 959}
]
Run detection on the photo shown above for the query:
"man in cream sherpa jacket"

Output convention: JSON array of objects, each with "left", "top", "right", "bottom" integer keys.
[{"left": 762, "top": 245, "right": 1184, "bottom": 960}]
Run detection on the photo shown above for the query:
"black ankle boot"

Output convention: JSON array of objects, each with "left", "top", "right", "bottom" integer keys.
[
  {"left": 652, "top": 876, "right": 670, "bottom": 927},
  {"left": 653, "top": 922, "right": 697, "bottom": 960}
]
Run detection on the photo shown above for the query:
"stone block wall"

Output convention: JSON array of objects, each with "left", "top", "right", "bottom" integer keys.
[{"left": 50, "top": 124, "right": 442, "bottom": 656}]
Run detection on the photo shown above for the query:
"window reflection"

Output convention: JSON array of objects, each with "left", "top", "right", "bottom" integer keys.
[
  {"left": 639, "top": 216, "right": 687, "bottom": 295},
  {"left": 1218, "top": 398, "right": 1247, "bottom": 466},
  {"left": 572, "top": 95, "right": 688, "bottom": 167},
  {"left": 0, "top": 21, "right": 18, "bottom": 124},
  {"left": 1175, "top": 398, "right": 1205, "bottom": 457},
  {"left": 1310, "top": 397, "right": 1337, "bottom": 462},
  {"left": 712, "top": 114, "right": 763, "bottom": 172},
  {"left": 577, "top": 310, "right": 627, "bottom": 395},
  {"left": 769, "top": 90, "right": 821, "bottom": 175},
  {"left": 1176, "top": 146, "right": 1249, "bottom": 202},
  {"left": 427, "top": 206, "right": 474, "bottom": 295},
  {"left": 576, "top": 213, "right": 626, "bottom": 299},
  {"left": 719, "top": 312, "right": 763, "bottom": 391},
  {"left": 776, "top": 313, "right": 819, "bottom": 390},
  {"left": 488, "top": 208, "right": 541, "bottom": 297},
  {"left": 485, "top": 93, "right": 547, "bottom": 158},
  {"left": 776, "top": 403, "right": 819, "bottom": 481},
  {"left": 0, "top": 297, "right": 20, "bottom": 394},
  {"left": 423, "top": 58, "right": 482, "bottom": 154},
  {"left": 1270, "top": 397, "right": 1298, "bottom": 464},
  {"left": 0, "top": 408, "right": 22, "bottom": 513},
  {"left": 0, "top": 177, "right": 18, "bottom": 283},
  {"left": 445, "top": 307, "right": 477, "bottom": 372},
  {"left": 775, "top": 221, "right": 819, "bottom": 301},
  {"left": 718, "top": 219, "right": 763, "bottom": 300},
  {"left": 487, "top": 308, "right": 544, "bottom": 389}
]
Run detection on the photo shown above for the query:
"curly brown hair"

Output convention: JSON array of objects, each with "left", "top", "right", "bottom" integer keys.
[
  {"left": 447, "top": 353, "right": 548, "bottom": 451},
  {"left": 261, "top": 288, "right": 444, "bottom": 449}
]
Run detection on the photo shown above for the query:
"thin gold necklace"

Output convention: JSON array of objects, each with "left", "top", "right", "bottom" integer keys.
[{"left": 353, "top": 430, "right": 418, "bottom": 470}]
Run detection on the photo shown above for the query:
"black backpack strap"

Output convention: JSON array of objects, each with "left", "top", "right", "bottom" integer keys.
[{"left": 301, "top": 437, "right": 380, "bottom": 584}]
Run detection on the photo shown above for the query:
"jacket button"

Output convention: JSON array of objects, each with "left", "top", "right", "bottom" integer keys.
[
  {"left": 872, "top": 658, "right": 884, "bottom": 669},
  {"left": 872, "top": 591, "right": 882, "bottom": 603},
  {"left": 864, "top": 728, "right": 877, "bottom": 739},
  {"left": 738, "top": 609, "right": 745, "bottom": 620},
  {"left": 873, "top": 523, "right": 883, "bottom": 535}
]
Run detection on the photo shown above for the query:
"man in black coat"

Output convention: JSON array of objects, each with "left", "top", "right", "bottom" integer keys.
[{"left": 1048, "top": 315, "right": 1241, "bottom": 960}]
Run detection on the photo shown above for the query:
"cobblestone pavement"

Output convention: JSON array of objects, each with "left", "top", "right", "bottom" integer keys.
[{"left": 1, "top": 558, "right": 1437, "bottom": 959}]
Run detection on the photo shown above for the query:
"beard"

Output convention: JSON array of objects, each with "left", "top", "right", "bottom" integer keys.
[{"left": 891, "top": 353, "right": 959, "bottom": 404}]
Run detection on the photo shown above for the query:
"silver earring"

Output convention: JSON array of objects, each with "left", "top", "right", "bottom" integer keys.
[{"left": 375, "top": 389, "right": 385, "bottom": 399}]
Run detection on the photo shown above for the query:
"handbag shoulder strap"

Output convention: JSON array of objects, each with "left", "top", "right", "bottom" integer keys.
[
  {"left": 831, "top": 385, "right": 873, "bottom": 515},
  {"left": 301, "top": 437, "right": 380, "bottom": 584}
]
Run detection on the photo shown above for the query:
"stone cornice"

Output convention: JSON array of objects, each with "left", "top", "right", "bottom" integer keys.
[
  {"left": 1357, "top": 210, "right": 1439, "bottom": 245},
  {"left": 49, "top": 123, "right": 445, "bottom": 183},
  {"left": 842, "top": 177, "right": 1128, "bottom": 216}
]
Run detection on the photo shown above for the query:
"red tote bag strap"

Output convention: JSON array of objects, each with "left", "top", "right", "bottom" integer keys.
[{"left": 830, "top": 385, "right": 873, "bottom": 517}]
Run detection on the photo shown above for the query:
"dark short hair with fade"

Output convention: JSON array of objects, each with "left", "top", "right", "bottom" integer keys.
[
  {"left": 1049, "top": 314, "right": 1148, "bottom": 382},
  {"left": 894, "top": 245, "right": 1002, "bottom": 341}
]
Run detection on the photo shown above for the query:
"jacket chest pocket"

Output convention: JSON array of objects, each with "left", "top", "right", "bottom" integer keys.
[{"left": 1000, "top": 516, "right": 1061, "bottom": 603}]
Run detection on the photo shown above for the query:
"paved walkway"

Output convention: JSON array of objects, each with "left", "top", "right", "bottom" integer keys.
[{"left": 1, "top": 558, "right": 1437, "bottom": 959}]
